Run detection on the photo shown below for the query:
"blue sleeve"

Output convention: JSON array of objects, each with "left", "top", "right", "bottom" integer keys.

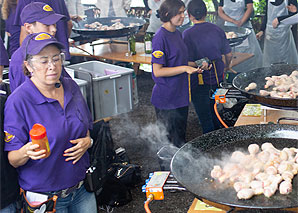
[
  {"left": 58, "top": 0, "right": 71, "bottom": 21},
  {"left": 220, "top": 29, "right": 231, "bottom": 55},
  {"left": 13, "top": 0, "right": 26, "bottom": 26},
  {"left": 0, "top": 38, "right": 9, "bottom": 66},
  {"left": 4, "top": 94, "right": 30, "bottom": 151},
  {"left": 151, "top": 34, "right": 166, "bottom": 65}
]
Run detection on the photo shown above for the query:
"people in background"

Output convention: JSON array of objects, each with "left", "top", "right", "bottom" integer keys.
[
  {"left": 1, "top": 0, "right": 19, "bottom": 56},
  {"left": 4, "top": 32, "right": 97, "bottom": 212},
  {"left": 65, "top": 0, "right": 84, "bottom": 18},
  {"left": 151, "top": 0, "right": 199, "bottom": 147},
  {"left": 146, "top": 0, "right": 190, "bottom": 33},
  {"left": 9, "top": 2, "right": 70, "bottom": 92},
  {"left": 218, "top": 0, "right": 263, "bottom": 73},
  {"left": 13, "top": 0, "right": 72, "bottom": 60},
  {"left": 0, "top": 38, "right": 9, "bottom": 82},
  {"left": 256, "top": 0, "right": 298, "bottom": 66},
  {"left": 183, "top": 0, "right": 232, "bottom": 134},
  {"left": 95, "top": 0, "right": 131, "bottom": 17}
]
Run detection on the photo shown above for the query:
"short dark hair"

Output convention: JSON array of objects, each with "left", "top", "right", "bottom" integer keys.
[
  {"left": 159, "top": 0, "right": 185, "bottom": 23},
  {"left": 187, "top": 0, "right": 207, "bottom": 21}
]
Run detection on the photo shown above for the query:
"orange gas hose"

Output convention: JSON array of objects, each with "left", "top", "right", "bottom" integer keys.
[
  {"left": 144, "top": 194, "right": 154, "bottom": 213},
  {"left": 214, "top": 102, "right": 229, "bottom": 128}
]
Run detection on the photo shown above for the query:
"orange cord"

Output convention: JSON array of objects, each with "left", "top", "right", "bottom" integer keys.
[
  {"left": 144, "top": 194, "right": 154, "bottom": 213},
  {"left": 214, "top": 102, "right": 229, "bottom": 128}
]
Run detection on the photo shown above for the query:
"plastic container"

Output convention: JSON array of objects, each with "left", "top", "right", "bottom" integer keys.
[
  {"left": 157, "top": 146, "right": 179, "bottom": 171},
  {"left": 67, "top": 61, "right": 137, "bottom": 120},
  {"left": 29, "top": 124, "right": 51, "bottom": 158},
  {"left": 73, "top": 78, "right": 88, "bottom": 102}
]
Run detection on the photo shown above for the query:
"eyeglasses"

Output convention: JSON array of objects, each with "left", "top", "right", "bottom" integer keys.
[{"left": 30, "top": 53, "right": 64, "bottom": 68}]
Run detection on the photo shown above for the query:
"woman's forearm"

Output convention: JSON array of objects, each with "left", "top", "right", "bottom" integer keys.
[{"left": 8, "top": 145, "right": 30, "bottom": 168}]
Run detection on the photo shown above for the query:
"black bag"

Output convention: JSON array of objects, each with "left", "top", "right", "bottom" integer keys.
[
  {"left": 109, "top": 163, "right": 142, "bottom": 187},
  {"left": 84, "top": 120, "right": 115, "bottom": 192},
  {"left": 96, "top": 176, "right": 132, "bottom": 207},
  {"left": 19, "top": 189, "right": 58, "bottom": 213}
]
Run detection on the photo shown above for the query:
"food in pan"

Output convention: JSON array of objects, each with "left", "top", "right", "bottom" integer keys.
[
  {"left": 245, "top": 82, "right": 257, "bottom": 91},
  {"left": 210, "top": 143, "right": 298, "bottom": 200},
  {"left": 256, "top": 70, "right": 298, "bottom": 98},
  {"left": 225, "top": 31, "right": 238, "bottom": 39},
  {"left": 84, "top": 19, "right": 140, "bottom": 31}
]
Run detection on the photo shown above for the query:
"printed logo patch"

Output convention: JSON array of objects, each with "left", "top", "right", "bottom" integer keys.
[
  {"left": 35, "top": 33, "right": 51, "bottom": 41},
  {"left": 43, "top": 5, "right": 53, "bottom": 12},
  {"left": 152, "top": 50, "right": 164, "bottom": 59},
  {"left": 4, "top": 131, "right": 15, "bottom": 143}
]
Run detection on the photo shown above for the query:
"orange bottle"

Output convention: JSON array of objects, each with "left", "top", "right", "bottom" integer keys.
[{"left": 29, "top": 124, "right": 51, "bottom": 158}]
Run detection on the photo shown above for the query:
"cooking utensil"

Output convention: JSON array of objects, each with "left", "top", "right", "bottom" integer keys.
[
  {"left": 171, "top": 124, "right": 298, "bottom": 210},
  {"left": 232, "top": 64, "right": 298, "bottom": 109},
  {"left": 72, "top": 17, "right": 146, "bottom": 38},
  {"left": 222, "top": 26, "right": 252, "bottom": 46}
]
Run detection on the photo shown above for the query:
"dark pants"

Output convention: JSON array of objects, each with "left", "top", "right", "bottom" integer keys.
[
  {"left": 155, "top": 106, "right": 188, "bottom": 148},
  {"left": 191, "top": 84, "right": 222, "bottom": 134}
]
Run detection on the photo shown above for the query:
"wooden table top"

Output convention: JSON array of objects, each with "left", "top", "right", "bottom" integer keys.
[
  {"left": 70, "top": 39, "right": 253, "bottom": 67},
  {"left": 235, "top": 105, "right": 298, "bottom": 126}
]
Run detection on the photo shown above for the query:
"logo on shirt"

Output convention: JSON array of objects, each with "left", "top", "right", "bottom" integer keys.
[
  {"left": 35, "top": 33, "right": 52, "bottom": 41},
  {"left": 152, "top": 50, "right": 164, "bottom": 59},
  {"left": 43, "top": 4, "right": 53, "bottom": 12},
  {"left": 4, "top": 131, "right": 15, "bottom": 143}
]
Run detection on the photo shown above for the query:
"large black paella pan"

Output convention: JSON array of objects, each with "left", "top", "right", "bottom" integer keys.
[
  {"left": 171, "top": 124, "right": 298, "bottom": 210},
  {"left": 233, "top": 64, "right": 298, "bottom": 109}
]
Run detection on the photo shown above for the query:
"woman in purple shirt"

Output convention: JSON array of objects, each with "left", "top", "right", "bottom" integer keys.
[
  {"left": 183, "top": 0, "right": 232, "bottom": 134},
  {"left": 4, "top": 33, "right": 97, "bottom": 212},
  {"left": 151, "top": 0, "right": 199, "bottom": 147}
]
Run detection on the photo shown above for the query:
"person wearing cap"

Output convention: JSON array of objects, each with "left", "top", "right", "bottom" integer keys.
[
  {"left": 13, "top": 0, "right": 72, "bottom": 60},
  {"left": 183, "top": 0, "right": 232, "bottom": 134},
  {"left": 4, "top": 32, "right": 97, "bottom": 212},
  {"left": 9, "top": 2, "right": 70, "bottom": 92},
  {"left": 0, "top": 38, "right": 9, "bottom": 83}
]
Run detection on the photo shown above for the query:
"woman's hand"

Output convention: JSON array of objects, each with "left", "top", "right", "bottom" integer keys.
[
  {"left": 200, "top": 62, "right": 212, "bottom": 71},
  {"left": 25, "top": 142, "right": 47, "bottom": 160},
  {"left": 256, "top": 31, "right": 263, "bottom": 40},
  {"left": 185, "top": 66, "right": 201, "bottom": 74},
  {"left": 287, "top": 4, "right": 297, "bottom": 13},
  {"left": 63, "top": 136, "right": 92, "bottom": 164},
  {"left": 272, "top": 18, "right": 279, "bottom": 28}
]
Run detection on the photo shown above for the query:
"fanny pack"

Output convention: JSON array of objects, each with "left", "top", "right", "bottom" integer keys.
[{"left": 19, "top": 188, "right": 58, "bottom": 213}]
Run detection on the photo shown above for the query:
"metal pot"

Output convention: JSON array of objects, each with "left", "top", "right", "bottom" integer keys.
[
  {"left": 171, "top": 124, "right": 298, "bottom": 210},
  {"left": 222, "top": 26, "right": 251, "bottom": 46},
  {"left": 72, "top": 17, "right": 146, "bottom": 38},
  {"left": 232, "top": 64, "right": 298, "bottom": 109}
]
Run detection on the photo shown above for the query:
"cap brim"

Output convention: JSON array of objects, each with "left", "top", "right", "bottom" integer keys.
[
  {"left": 38, "top": 14, "right": 66, "bottom": 25},
  {"left": 28, "top": 40, "right": 65, "bottom": 56}
]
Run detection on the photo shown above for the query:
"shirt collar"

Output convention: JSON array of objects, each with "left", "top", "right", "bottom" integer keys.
[{"left": 24, "top": 77, "right": 73, "bottom": 105}]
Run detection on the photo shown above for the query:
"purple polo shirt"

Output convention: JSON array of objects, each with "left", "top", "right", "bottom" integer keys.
[
  {"left": 4, "top": 77, "right": 92, "bottom": 192},
  {"left": 0, "top": 38, "right": 9, "bottom": 66},
  {"left": 14, "top": 0, "right": 71, "bottom": 60},
  {"left": 5, "top": 8, "right": 20, "bottom": 56},
  {"left": 183, "top": 22, "right": 231, "bottom": 85},
  {"left": 9, "top": 45, "right": 71, "bottom": 92},
  {"left": 151, "top": 27, "right": 189, "bottom": 109}
]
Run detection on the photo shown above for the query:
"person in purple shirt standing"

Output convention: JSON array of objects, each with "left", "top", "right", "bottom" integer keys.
[
  {"left": 183, "top": 0, "right": 232, "bottom": 134},
  {"left": 0, "top": 38, "right": 9, "bottom": 83},
  {"left": 1, "top": 0, "right": 20, "bottom": 56},
  {"left": 4, "top": 32, "right": 97, "bottom": 212},
  {"left": 9, "top": 2, "right": 70, "bottom": 92},
  {"left": 14, "top": 0, "right": 72, "bottom": 60},
  {"left": 151, "top": 0, "right": 199, "bottom": 147}
]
